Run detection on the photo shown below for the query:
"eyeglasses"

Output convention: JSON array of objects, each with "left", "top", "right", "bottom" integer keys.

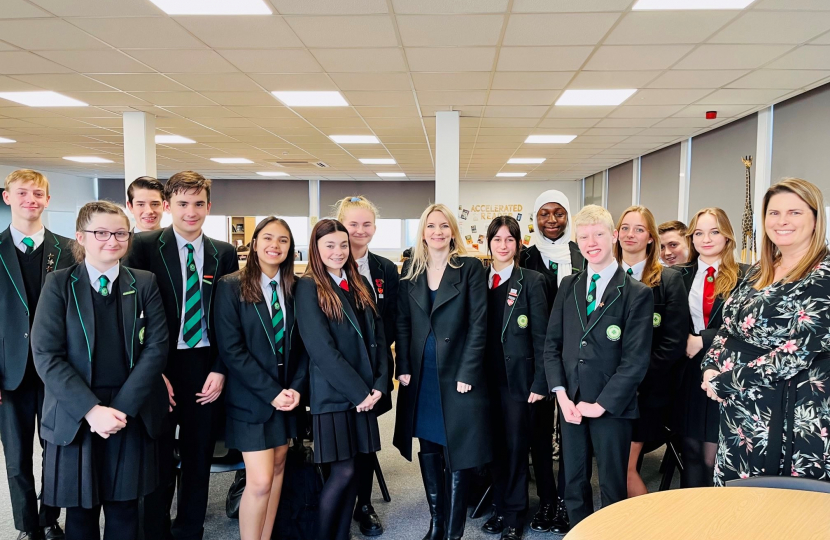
[{"left": 83, "top": 230, "right": 132, "bottom": 242}]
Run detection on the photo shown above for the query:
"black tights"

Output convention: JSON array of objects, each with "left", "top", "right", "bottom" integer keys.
[
  {"left": 318, "top": 457, "right": 358, "bottom": 540},
  {"left": 356, "top": 452, "right": 375, "bottom": 507},
  {"left": 65, "top": 500, "right": 137, "bottom": 540},
  {"left": 680, "top": 437, "right": 717, "bottom": 488}
]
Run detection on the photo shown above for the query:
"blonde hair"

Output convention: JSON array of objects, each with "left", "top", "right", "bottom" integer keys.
[
  {"left": 573, "top": 205, "right": 615, "bottom": 233},
  {"left": 614, "top": 206, "right": 663, "bottom": 288},
  {"left": 5, "top": 169, "right": 49, "bottom": 196},
  {"left": 753, "top": 177, "right": 828, "bottom": 289},
  {"left": 72, "top": 201, "right": 132, "bottom": 262},
  {"left": 334, "top": 195, "right": 379, "bottom": 223},
  {"left": 686, "top": 207, "right": 740, "bottom": 299},
  {"left": 403, "top": 203, "right": 466, "bottom": 281}
]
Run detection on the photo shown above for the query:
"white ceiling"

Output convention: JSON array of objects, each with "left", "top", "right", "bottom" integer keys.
[{"left": 0, "top": 0, "right": 829, "bottom": 181}]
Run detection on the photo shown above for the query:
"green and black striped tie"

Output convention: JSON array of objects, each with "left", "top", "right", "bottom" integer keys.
[
  {"left": 586, "top": 273, "right": 601, "bottom": 316},
  {"left": 21, "top": 237, "right": 34, "bottom": 254},
  {"left": 98, "top": 275, "right": 109, "bottom": 297},
  {"left": 627, "top": 268, "right": 634, "bottom": 276},
  {"left": 270, "top": 280, "right": 284, "bottom": 355},
  {"left": 182, "top": 243, "right": 203, "bottom": 348}
]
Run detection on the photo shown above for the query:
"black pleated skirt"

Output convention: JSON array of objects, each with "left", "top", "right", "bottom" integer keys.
[
  {"left": 312, "top": 409, "right": 381, "bottom": 464},
  {"left": 675, "top": 352, "right": 720, "bottom": 443},
  {"left": 43, "top": 387, "right": 160, "bottom": 509},
  {"left": 226, "top": 409, "right": 296, "bottom": 453}
]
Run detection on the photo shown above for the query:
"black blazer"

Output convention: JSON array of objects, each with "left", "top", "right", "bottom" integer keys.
[
  {"left": 295, "top": 275, "right": 388, "bottom": 414},
  {"left": 393, "top": 257, "right": 492, "bottom": 472},
  {"left": 544, "top": 265, "right": 653, "bottom": 419},
  {"left": 123, "top": 226, "right": 237, "bottom": 374},
  {"left": 215, "top": 274, "right": 309, "bottom": 424},
  {"left": 0, "top": 227, "right": 73, "bottom": 391},
  {"left": 520, "top": 242, "right": 586, "bottom": 312},
  {"left": 368, "top": 252, "right": 400, "bottom": 416},
  {"left": 639, "top": 267, "right": 689, "bottom": 407},
  {"left": 487, "top": 267, "right": 549, "bottom": 402},
  {"left": 32, "top": 264, "right": 169, "bottom": 446}
]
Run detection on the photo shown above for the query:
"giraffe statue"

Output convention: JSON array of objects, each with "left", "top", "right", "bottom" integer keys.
[{"left": 740, "top": 155, "right": 756, "bottom": 264}]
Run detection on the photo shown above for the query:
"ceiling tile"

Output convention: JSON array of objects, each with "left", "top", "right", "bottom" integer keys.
[
  {"left": 0, "top": 19, "right": 109, "bottom": 50},
  {"left": 416, "top": 91, "right": 487, "bottom": 105},
  {"left": 673, "top": 45, "right": 793, "bottom": 70},
  {"left": 397, "top": 15, "right": 504, "bottom": 47},
  {"left": 343, "top": 91, "right": 416, "bottom": 106},
  {"left": 167, "top": 73, "right": 262, "bottom": 92},
  {"left": 125, "top": 49, "right": 238, "bottom": 73},
  {"left": 625, "top": 88, "right": 714, "bottom": 105},
  {"left": 754, "top": 0, "right": 830, "bottom": 8},
  {"left": 391, "top": 0, "right": 509, "bottom": 14},
  {"left": 329, "top": 72, "right": 411, "bottom": 91},
  {"left": 273, "top": 0, "right": 389, "bottom": 14},
  {"left": 503, "top": 13, "right": 620, "bottom": 46},
  {"left": 218, "top": 49, "right": 322, "bottom": 72},
  {"left": 68, "top": 17, "right": 205, "bottom": 49},
  {"left": 27, "top": 0, "right": 162, "bottom": 16},
  {"left": 568, "top": 70, "right": 659, "bottom": 88},
  {"left": 766, "top": 46, "right": 830, "bottom": 69},
  {"left": 125, "top": 92, "right": 212, "bottom": 106},
  {"left": 727, "top": 69, "right": 830, "bottom": 89},
  {"left": 406, "top": 47, "right": 496, "bottom": 71},
  {"left": 284, "top": 15, "right": 397, "bottom": 48},
  {"left": 497, "top": 47, "right": 593, "bottom": 71},
  {"left": 0, "top": 76, "right": 42, "bottom": 92},
  {"left": 605, "top": 11, "right": 736, "bottom": 45},
  {"left": 0, "top": 0, "right": 52, "bottom": 18},
  {"left": 59, "top": 92, "right": 151, "bottom": 107},
  {"left": 173, "top": 16, "right": 304, "bottom": 48},
  {"left": 421, "top": 105, "right": 482, "bottom": 117},
  {"left": 709, "top": 12, "right": 830, "bottom": 44},
  {"left": 695, "top": 88, "right": 790, "bottom": 105},
  {"left": 487, "top": 90, "right": 560, "bottom": 105},
  {"left": 608, "top": 105, "right": 684, "bottom": 118},
  {"left": 229, "top": 107, "right": 295, "bottom": 118},
  {"left": 545, "top": 105, "right": 614, "bottom": 118},
  {"left": 585, "top": 45, "right": 694, "bottom": 71},
  {"left": 647, "top": 70, "right": 747, "bottom": 88},
  {"left": 311, "top": 48, "right": 406, "bottom": 72},
  {"left": 0, "top": 51, "right": 74, "bottom": 74},
  {"left": 198, "top": 92, "right": 279, "bottom": 106},
  {"left": 412, "top": 72, "right": 489, "bottom": 91},
  {"left": 491, "top": 72, "right": 574, "bottom": 89},
  {"left": 512, "top": 0, "right": 631, "bottom": 12},
  {"left": 12, "top": 73, "right": 116, "bottom": 91},
  {"left": 673, "top": 104, "right": 755, "bottom": 118}
]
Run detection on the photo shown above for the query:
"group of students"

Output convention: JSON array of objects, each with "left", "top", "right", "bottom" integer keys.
[{"left": 1, "top": 168, "right": 829, "bottom": 540}]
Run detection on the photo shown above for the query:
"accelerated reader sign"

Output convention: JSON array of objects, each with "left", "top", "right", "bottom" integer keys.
[{"left": 469, "top": 204, "right": 523, "bottom": 220}]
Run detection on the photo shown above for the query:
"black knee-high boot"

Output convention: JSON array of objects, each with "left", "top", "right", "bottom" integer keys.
[
  {"left": 445, "top": 468, "right": 470, "bottom": 540},
  {"left": 418, "top": 452, "right": 445, "bottom": 540}
]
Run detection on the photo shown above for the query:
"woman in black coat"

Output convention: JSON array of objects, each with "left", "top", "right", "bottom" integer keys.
[
  {"left": 614, "top": 206, "right": 689, "bottom": 497},
  {"left": 334, "top": 195, "right": 400, "bottom": 536},
  {"left": 32, "top": 201, "right": 169, "bottom": 540},
  {"left": 295, "top": 219, "right": 388, "bottom": 540},
  {"left": 394, "top": 203, "right": 490, "bottom": 540},
  {"left": 215, "top": 217, "right": 307, "bottom": 540}
]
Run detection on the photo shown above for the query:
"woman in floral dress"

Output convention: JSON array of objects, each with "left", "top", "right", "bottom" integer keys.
[{"left": 702, "top": 178, "right": 830, "bottom": 485}]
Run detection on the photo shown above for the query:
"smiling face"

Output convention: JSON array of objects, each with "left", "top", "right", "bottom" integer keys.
[
  {"left": 127, "top": 188, "right": 163, "bottom": 231},
  {"left": 691, "top": 213, "right": 727, "bottom": 261},
  {"left": 424, "top": 210, "right": 452, "bottom": 251},
  {"left": 165, "top": 189, "right": 210, "bottom": 239},
  {"left": 490, "top": 225, "right": 517, "bottom": 266},
  {"left": 659, "top": 230, "right": 689, "bottom": 266},
  {"left": 3, "top": 180, "right": 50, "bottom": 223},
  {"left": 765, "top": 191, "right": 816, "bottom": 254},
  {"left": 342, "top": 207, "right": 376, "bottom": 252},
  {"left": 618, "top": 211, "right": 652, "bottom": 258},
  {"left": 318, "top": 230, "right": 350, "bottom": 275},
  {"left": 76, "top": 213, "right": 131, "bottom": 268},
  {"left": 255, "top": 221, "right": 291, "bottom": 276},
  {"left": 576, "top": 222, "right": 618, "bottom": 269},
  {"left": 536, "top": 202, "right": 568, "bottom": 241}
]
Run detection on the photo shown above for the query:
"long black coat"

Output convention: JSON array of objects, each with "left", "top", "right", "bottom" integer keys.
[
  {"left": 32, "top": 264, "right": 169, "bottom": 446},
  {"left": 0, "top": 227, "right": 73, "bottom": 391},
  {"left": 520, "top": 242, "right": 586, "bottom": 312},
  {"left": 544, "top": 266, "right": 653, "bottom": 419},
  {"left": 295, "top": 276, "right": 388, "bottom": 414},
  {"left": 393, "top": 257, "right": 492, "bottom": 471},
  {"left": 215, "top": 274, "right": 308, "bottom": 424},
  {"left": 367, "top": 252, "right": 399, "bottom": 416}
]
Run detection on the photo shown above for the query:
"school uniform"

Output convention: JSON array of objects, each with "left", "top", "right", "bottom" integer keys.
[
  {"left": 484, "top": 266, "right": 548, "bottom": 531},
  {"left": 215, "top": 272, "right": 308, "bottom": 452},
  {"left": 31, "top": 263, "right": 169, "bottom": 540},
  {"left": 0, "top": 225, "right": 71, "bottom": 535},
  {"left": 621, "top": 262, "right": 689, "bottom": 443},
  {"left": 544, "top": 262, "right": 652, "bottom": 526},
  {"left": 122, "top": 226, "right": 237, "bottom": 540}
]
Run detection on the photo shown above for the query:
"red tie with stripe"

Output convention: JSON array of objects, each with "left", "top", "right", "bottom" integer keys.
[
  {"left": 340, "top": 280, "right": 349, "bottom": 292},
  {"left": 492, "top": 274, "right": 501, "bottom": 290},
  {"left": 702, "top": 266, "right": 716, "bottom": 327}
]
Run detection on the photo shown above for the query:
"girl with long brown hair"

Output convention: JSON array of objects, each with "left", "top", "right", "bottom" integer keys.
[
  {"left": 674, "top": 207, "right": 747, "bottom": 488},
  {"left": 295, "top": 219, "right": 387, "bottom": 540},
  {"left": 614, "top": 206, "right": 689, "bottom": 497},
  {"left": 214, "top": 217, "right": 307, "bottom": 540}
]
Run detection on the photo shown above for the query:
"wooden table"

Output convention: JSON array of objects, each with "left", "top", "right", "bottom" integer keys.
[{"left": 565, "top": 487, "right": 830, "bottom": 540}]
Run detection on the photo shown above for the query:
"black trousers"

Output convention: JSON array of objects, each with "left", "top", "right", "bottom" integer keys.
[
  {"left": 559, "top": 413, "right": 632, "bottom": 527},
  {"left": 66, "top": 499, "right": 137, "bottom": 540},
  {"left": 167, "top": 347, "right": 217, "bottom": 540},
  {"left": 531, "top": 398, "right": 565, "bottom": 503},
  {"left": 491, "top": 389, "right": 534, "bottom": 528},
  {"left": 0, "top": 371, "right": 60, "bottom": 533},
  {"left": 141, "top": 424, "right": 174, "bottom": 540}
]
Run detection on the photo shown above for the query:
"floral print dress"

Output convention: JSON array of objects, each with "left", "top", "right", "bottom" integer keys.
[{"left": 703, "top": 253, "right": 830, "bottom": 486}]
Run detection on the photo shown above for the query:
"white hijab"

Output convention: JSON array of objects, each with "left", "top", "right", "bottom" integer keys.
[{"left": 533, "top": 190, "right": 572, "bottom": 284}]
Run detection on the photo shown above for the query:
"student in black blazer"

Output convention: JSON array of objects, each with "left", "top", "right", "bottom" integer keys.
[
  {"left": 614, "top": 207, "right": 689, "bottom": 498},
  {"left": 393, "top": 204, "right": 490, "bottom": 540},
  {"left": 674, "top": 208, "right": 748, "bottom": 488},
  {"left": 295, "top": 219, "right": 387, "bottom": 540},
  {"left": 334, "top": 195, "right": 400, "bottom": 537},
  {"left": 32, "top": 201, "right": 169, "bottom": 540},
  {"left": 544, "top": 205, "right": 652, "bottom": 527},
  {"left": 215, "top": 217, "right": 307, "bottom": 540},
  {"left": 122, "top": 171, "right": 237, "bottom": 540},
  {"left": 0, "top": 169, "right": 71, "bottom": 540},
  {"left": 518, "top": 189, "right": 584, "bottom": 534},
  {"left": 480, "top": 216, "right": 548, "bottom": 540}
]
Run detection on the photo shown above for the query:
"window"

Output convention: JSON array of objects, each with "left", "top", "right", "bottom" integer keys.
[
  {"left": 404, "top": 219, "right": 420, "bottom": 249},
  {"left": 256, "top": 215, "right": 309, "bottom": 246},
  {"left": 369, "top": 218, "right": 402, "bottom": 250}
]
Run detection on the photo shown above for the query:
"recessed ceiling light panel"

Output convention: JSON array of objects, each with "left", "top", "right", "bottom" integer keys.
[
  {"left": 149, "top": 0, "right": 272, "bottom": 15},
  {"left": 360, "top": 158, "right": 396, "bottom": 165},
  {"left": 272, "top": 91, "right": 348, "bottom": 107},
  {"left": 330, "top": 135, "right": 380, "bottom": 144},
  {"left": 496, "top": 172, "right": 527, "bottom": 177},
  {"left": 64, "top": 156, "right": 113, "bottom": 163},
  {"left": 156, "top": 135, "right": 195, "bottom": 144},
  {"left": 525, "top": 135, "right": 577, "bottom": 144},
  {"left": 211, "top": 158, "right": 253, "bottom": 164},
  {"left": 633, "top": 0, "right": 754, "bottom": 9},
  {"left": 257, "top": 171, "right": 290, "bottom": 177},
  {"left": 556, "top": 89, "right": 637, "bottom": 106},
  {"left": 376, "top": 172, "right": 406, "bottom": 178},
  {"left": 508, "top": 158, "right": 546, "bottom": 164},
  {"left": 0, "top": 137, "right": 15, "bottom": 143},
  {"left": 0, "top": 91, "right": 88, "bottom": 107}
]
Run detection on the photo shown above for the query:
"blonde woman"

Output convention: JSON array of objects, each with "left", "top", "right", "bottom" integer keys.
[
  {"left": 701, "top": 178, "right": 830, "bottom": 485},
  {"left": 393, "top": 204, "right": 490, "bottom": 540}
]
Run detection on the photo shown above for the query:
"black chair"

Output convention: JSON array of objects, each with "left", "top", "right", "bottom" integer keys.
[{"left": 726, "top": 476, "right": 830, "bottom": 494}]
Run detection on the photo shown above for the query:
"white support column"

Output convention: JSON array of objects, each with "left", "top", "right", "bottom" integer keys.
[
  {"left": 122, "top": 112, "right": 157, "bottom": 197},
  {"left": 435, "top": 110, "right": 460, "bottom": 213},
  {"left": 754, "top": 106, "right": 774, "bottom": 257},
  {"left": 309, "top": 179, "right": 320, "bottom": 227},
  {"left": 677, "top": 138, "right": 692, "bottom": 223},
  {"left": 632, "top": 156, "right": 641, "bottom": 205},
  {"left": 601, "top": 169, "right": 609, "bottom": 208}
]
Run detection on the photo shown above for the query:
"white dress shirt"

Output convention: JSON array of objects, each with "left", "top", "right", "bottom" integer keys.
[
  {"left": 10, "top": 225, "right": 45, "bottom": 253},
  {"left": 622, "top": 259, "right": 647, "bottom": 283},
  {"left": 85, "top": 261, "right": 120, "bottom": 295},
  {"left": 173, "top": 229, "right": 209, "bottom": 349},
  {"left": 586, "top": 260, "right": 620, "bottom": 305},
  {"left": 329, "top": 272, "right": 348, "bottom": 290},
  {"left": 355, "top": 252, "right": 376, "bottom": 299},
  {"left": 690, "top": 259, "right": 719, "bottom": 333},
  {"left": 488, "top": 264, "right": 514, "bottom": 289},
  {"left": 260, "top": 270, "right": 286, "bottom": 318}
]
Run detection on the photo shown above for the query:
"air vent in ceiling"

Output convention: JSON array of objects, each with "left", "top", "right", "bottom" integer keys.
[{"left": 271, "top": 160, "right": 330, "bottom": 169}]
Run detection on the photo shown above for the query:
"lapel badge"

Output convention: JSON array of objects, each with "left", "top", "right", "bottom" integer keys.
[
  {"left": 139, "top": 327, "right": 145, "bottom": 345},
  {"left": 706, "top": 276, "right": 714, "bottom": 283},
  {"left": 375, "top": 278, "right": 384, "bottom": 295},
  {"left": 606, "top": 324, "right": 622, "bottom": 341},
  {"left": 517, "top": 315, "right": 528, "bottom": 328},
  {"left": 507, "top": 297, "right": 515, "bottom": 307},
  {"left": 653, "top": 313, "right": 662, "bottom": 328},
  {"left": 46, "top": 253, "right": 55, "bottom": 273}
]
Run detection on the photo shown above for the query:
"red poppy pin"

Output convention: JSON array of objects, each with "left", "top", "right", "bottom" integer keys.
[{"left": 375, "top": 278, "right": 384, "bottom": 294}]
